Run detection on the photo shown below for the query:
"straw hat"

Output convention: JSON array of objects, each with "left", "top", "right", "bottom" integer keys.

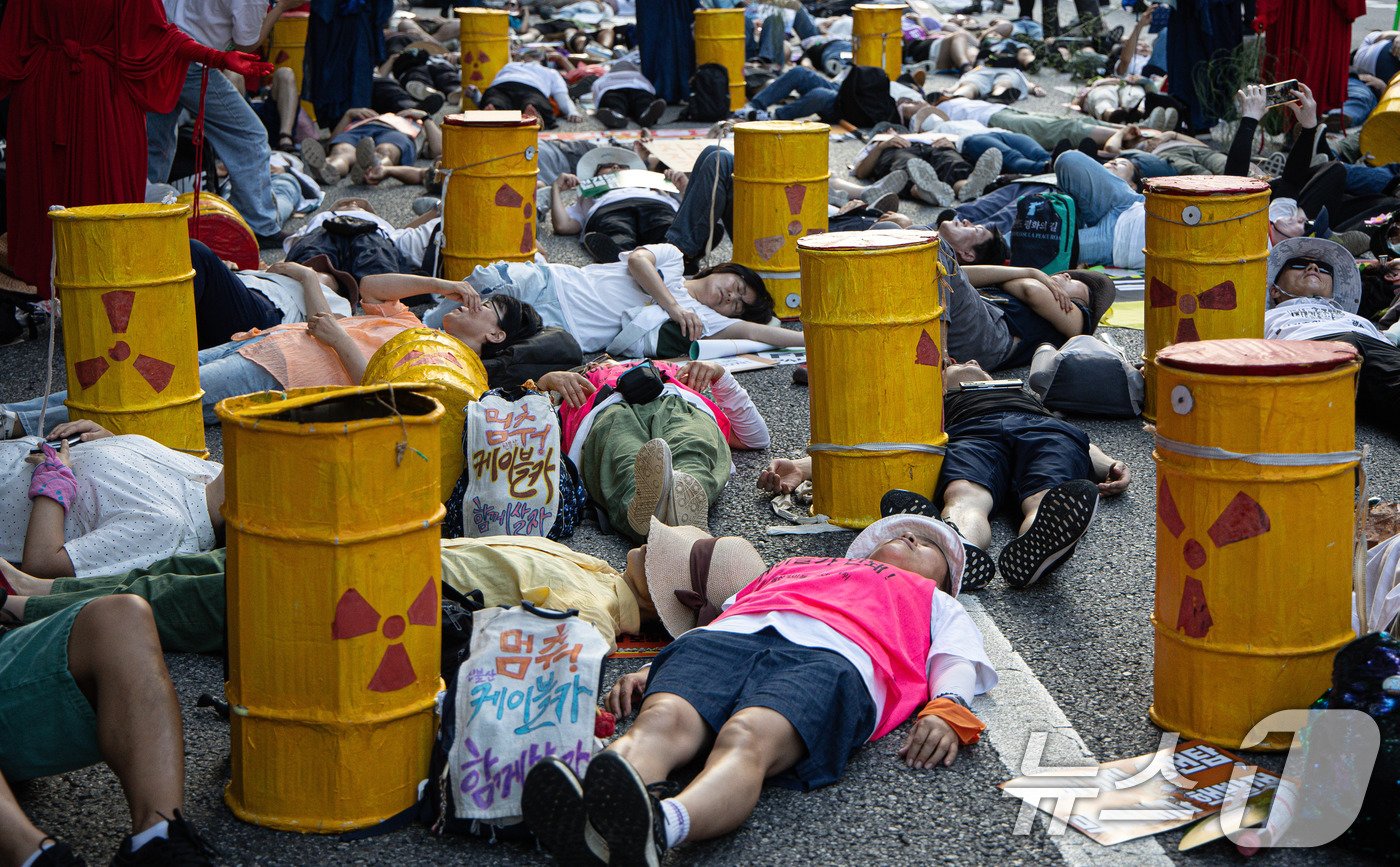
[
  {"left": 576, "top": 145, "right": 646, "bottom": 181},
  {"left": 1266, "top": 236, "right": 1363, "bottom": 314},
  {"left": 644, "top": 518, "right": 768, "bottom": 638},
  {"left": 846, "top": 514, "right": 967, "bottom": 596}
]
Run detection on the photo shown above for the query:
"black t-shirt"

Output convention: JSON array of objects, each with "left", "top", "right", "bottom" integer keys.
[{"left": 944, "top": 385, "right": 1053, "bottom": 429}]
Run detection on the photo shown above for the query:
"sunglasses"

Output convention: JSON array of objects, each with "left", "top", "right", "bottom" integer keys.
[{"left": 1282, "top": 257, "right": 1334, "bottom": 276}]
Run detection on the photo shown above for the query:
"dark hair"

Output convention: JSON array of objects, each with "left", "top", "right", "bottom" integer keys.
[
  {"left": 968, "top": 226, "right": 1008, "bottom": 265},
  {"left": 1124, "top": 159, "right": 1144, "bottom": 192},
  {"left": 479, "top": 295, "right": 544, "bottom": 359},
  {"left": 694, "top": 262, "right": 775, "bottom": 323}
]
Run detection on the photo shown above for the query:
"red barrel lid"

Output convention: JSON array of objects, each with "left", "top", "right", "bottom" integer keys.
[
  {"left": 1156, "top": 338, "right": 1358, "bottom": 375},
  {"left": 443, "top": 112, "right": 540, "bottom": 129},
  {"left": 797, "top": 229, "right": 936, "bottom": 252},
  {"left": 1144, "top": 175, "right": 1269, "bottom": 196}
]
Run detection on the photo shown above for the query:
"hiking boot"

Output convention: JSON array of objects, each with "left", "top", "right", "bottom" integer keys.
[
  {"left": 597, "top": 107, "right": 629, "bottom": 129},
  {"left": 628, "top": 438, "right": 674, "bottom": 538},
  {"left": 792, "top": 363, "right": 808, "bottom": 386},
  {"left": 856, "top": 169, "right": 909, "bottom": 208},
  {"left": 523, "top": 756, "right": 607, "bottom": 867},
  {"left": 670, "top": 470, "right": 711, "bottom": 532},
  {"left": 1143, "top": 106, "right": 1166, "bottom": 132},
  {"left": 405, "top": 81, "right": 446, "bottom": 115},
  {"left": 254, "top": 229, "right": 290, "bottom": 250},
  {"left": 958, "top": 148, "right": 1002, "bottom": 201},
  {"left": 583, "top": 232, "right": 624, "bottom": 264},
  {"left": 298, "top": 139, "right": 340, "bottom": 186},
  {"left": 998, "top": 479, "right": 1099, "bottom": 589},
  {"left": 584, "top": 751, "right": 667, "bottom": 867},
  {"left": 30, "top": 838, "right": 84, "bottom": 866},
  {"left": 0, "top": 409, "right": 23, "bottom": 440},
  {"left": 349, "top": 136, "right": 378, "bottom": 185},
  {"left": 637, "top": 98, "right": 668, "bottom": 128},
  {"left": 111, "top": 812, "right": 218, "bottom": 866},
  {"left": 868, "top": 191, "right": 901, "bottom": 214},
  {"left": 905, "top": 159, "right": 955, "bottom": 206}
]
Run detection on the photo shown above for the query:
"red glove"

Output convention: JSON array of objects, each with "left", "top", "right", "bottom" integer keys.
[{"left": 221, "top": 51, "right": 274, "bottom": 79}]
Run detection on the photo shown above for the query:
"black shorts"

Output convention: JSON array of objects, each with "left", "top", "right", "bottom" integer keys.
[
  {"left": 937, "top": 411, "right": 1092, "bottom": 512},
  {"left": 644, "top": 627, "right": 876, "bottom": 790}
]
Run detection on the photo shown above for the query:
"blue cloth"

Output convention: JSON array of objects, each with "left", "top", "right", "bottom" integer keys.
[
  {"left": 1343, "top": 162, "right": 1400, "bottom": 198},
  {"left": 937, "top": 412, "right": 1093, "bottom": 511},
  {"left": 954, "top": 181, "right": 1054, "bottom": 237},
  {"left": 306, "top": 0, "right": 394, "bottom": 125},
  {"left": 1121, "top": 150, "right": 1177, "bottom": 178},
  {"left": 961, "top": 131, "right": 1050, "bottom": 175},
  {"left": 329, "top": 123, "right": 417, "bottom": 165},
  {"left": 146, "top": 64, "right": 281, "bottom": 235},
  {"left": 665, "top": 145, "right": 733, "bottom": 259},
  {"left": 1054, "top": 151, "right": 1143, "bottom": 266},
  {"left": 1343, "top": 75, "right": 1381, "bottom": 127},
  {"left": 637, "top": 0, "right": 695, "bottom": 103},
  {"left": 189, "top": 240, "right": 280, "bottom": 349},
  {"left": 1164, "top": 0, "right": 1241, "bottom": 130},
  {"left": 748, "top": 66, "right": 839, "bottom": 122},
  {"left": 645, "top": 627, "right": 877, "bottom": 790}
]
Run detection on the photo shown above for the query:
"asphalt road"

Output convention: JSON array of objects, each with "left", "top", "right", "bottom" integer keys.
[{"left": 4, "top": 2, "right": 1398, "bottom": 864}]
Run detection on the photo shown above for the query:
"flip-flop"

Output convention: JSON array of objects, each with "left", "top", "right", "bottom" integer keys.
[{"left": 998, "top": 479, "right": 1100, "bottom": 589}]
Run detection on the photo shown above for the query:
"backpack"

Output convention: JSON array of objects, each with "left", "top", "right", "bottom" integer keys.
[
  {"left": 1027, "top": 333, "right": 1144, "bottom": 417},
  {"left": 835, "top": 65, "right": 895, "bottom": 128},
  {"left": 682, "top": 63, "right": 731, "bottom": 121},
  {"left": 1010, "top": 191, "right": 1078, "bottom": 274}
]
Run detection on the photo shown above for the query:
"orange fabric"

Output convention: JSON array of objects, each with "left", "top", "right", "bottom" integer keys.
[
  {"left": 917, "top": 698, "right": 985, "bottom": 745},
  {"left": 232, "top": 301, "right": 422, "bottom": 388}
]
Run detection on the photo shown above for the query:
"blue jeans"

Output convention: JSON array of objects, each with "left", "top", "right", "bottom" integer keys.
[
  {"left": 147, "top": 64, "right": 281, "bottom": 236},
  {"left": 3, "top": 335, "right": 280, "bottom": 435},
  {"left": 1343, "top": 162, "right": 1400, "bottom": 197},
  {"left": 1121, "top": 150, "right": 1177, "bottom": 178},
  {"left": 270, "top": 173, "right": 302, "bottom": 225},
  {"left": 961, "top": 132, "right": 1049, "bottom": 175},
  {"left": 423, "top": 261, "right": 568, "bottom": 330},
  {"left": 1342, "top": 75, "right": 1380, "bottom": 127},
  {"left": 748, "top": 67, "right": 838, "bottom": 122},
  {"left": 1054, "top": 151, "right": 1144, "bottom": 266},
  {"left": 665, "top": 146, "right": 734, "bottom": 259}
]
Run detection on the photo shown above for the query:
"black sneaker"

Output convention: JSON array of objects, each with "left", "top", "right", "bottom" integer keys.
[
  {"left": 597, "top": 107, "right": 629, "bottom": 129},
  {"left": 582, "top": 232, "right": 624, "bottom": 263},
  {"left": 998, "top": 479, "right": 1099, "bottom": 589},
  {"left": 637, "top": 98, "right": 667, "bottom": 128},
  {"left": 584, "top": 751, "right": 666, "bottom": 867},
  {"left": 32, "top": 838, "right": 84, "bottom": 866},
  {"left": 880, "top": 488, "right": 938, "bottom": 518},
  {"left": 791, "top": 363, "right": 807, "bottom": 386},
  {"left": 523, "top": 756, "right": 607, "bottom": 867},
  {"left": 111, "top": 811, "right": 218, "bottom": 866}
]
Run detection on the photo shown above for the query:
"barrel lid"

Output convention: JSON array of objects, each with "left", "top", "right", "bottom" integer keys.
[
  {"left": 734, "top": 120, "right": 829, "bottom": 135},
  {"left": 1144, "top": 175, "right": 1269, "bottom": 196},
  {"left": 443, "top": 111, "right": 539, "bottom": 129},
  {"left": 798, "top": 229, "right": 936, "bottom": 253},
  {"left": 456, "top": 6, "right": 508, "bottom": 14},
  {"left": 1156, "top": 338, "right": 1358, "bottom": 375}
]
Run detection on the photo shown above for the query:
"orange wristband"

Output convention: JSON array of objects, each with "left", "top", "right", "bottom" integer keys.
[{"left": 917, "top": 698, "right": 985, "bottom": 745}]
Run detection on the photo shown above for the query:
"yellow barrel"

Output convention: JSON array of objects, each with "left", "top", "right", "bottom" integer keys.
[
  {"left": 264, "top": 10, "right": 315, "bottom": 121},
  {"left": 363, "top": 328, "right": 489, "bottom": 498},
  {"left": 458, "top": 7, "right": 512, "bottom": 94},
  {"left": 1360, "top": 71, "right": 1400, "bottom": 167},
  {"left": 732, "top": 120, "right": 831, "bottom": 319},
  {"left": 176, "top": 191, "right": 259, "bottom": 271},
  {"left": 799, "top": 231, "right": 945, "bottom": 528},
  {"left": 1142, "top": 175, "right": 1270, "bottom": 421},
  {"left": 1150, "top": 339, "right": 1358, "bottom": 750},
  {"left": 852, "top": 4, "right": 903, "bottom": 81},
  {"left": 694, "top": 8, "right": 746, "bottom": 113},
  {"left": 440, "top": 113, "right": 540, "bottom": 280},
  {"left": 49, "top": 203, "right": 206, "bottom": 458},
  {"left": 219, "top": 384, "right": 445, "bottom": 831}
]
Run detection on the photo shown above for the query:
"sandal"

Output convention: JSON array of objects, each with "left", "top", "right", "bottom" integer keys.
[{"left": 275, "top": 132, "right": 296, "bottom": 153}]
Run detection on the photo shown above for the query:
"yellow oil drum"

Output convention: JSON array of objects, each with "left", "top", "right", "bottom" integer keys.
[
  {"left": 852, "top": 4, "right": 903, "bottom": 81},
  {"left": 49, "top": 203, "right": 206, "bottom": 458},
  {"left": 363, "top": 328, "right": 489, "bottom": 498},
  {"left": 458, "top": 7, "right": 512, "bottom": 93},
  {"left": 176, "top": 191, "right": 259, "bottom": 271},
  {"left": 219, "top": 384, "right": 445, "bottom": 831},
  {"left": 1360, "top": 72, "right": 1400, "bottom": 167},
  {"left": 799, "top": 230, "right": 945, "bottom": 528},
  {"left": 264, "top": 9, "right": 315, "bottom": 121},
  {"left": 440, "top": 113, "right": 540, "bottom": 280},
  {"left": 732, "top": 120, "right": 831, "bottom": 319},
  {"left": 694, "top": 8, "right": 746, "bottom": 113},
  {"left": 1141, "top": 175, "right": 1270, "bottom": 421},
  {"left": 1150, "top": 339, "right": 1359, "bottom": 750}
]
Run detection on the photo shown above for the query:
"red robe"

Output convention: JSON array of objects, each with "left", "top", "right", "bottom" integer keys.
[
  {"left": 1257, "top": 0, "right": 1368, "bottom": 117},
  {"left": 0, "top": 0, "right": 196, "bottom": 297}
]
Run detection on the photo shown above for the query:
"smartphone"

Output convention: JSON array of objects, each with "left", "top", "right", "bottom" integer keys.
[
  {"left": 1148, "top": 4, "right": 1169, "bottom": 33},
  {"left": 28, "top": 435, "right": 83, "bottom": 455},
  {"left": 960, "top": 379, "right": 1025, "bottom": 391},
  {"left": 1264, "top": 79, "right": 1301, "bottom": 109}
]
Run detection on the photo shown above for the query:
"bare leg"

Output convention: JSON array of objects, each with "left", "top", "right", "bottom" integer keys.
[
  {"left": 1017, "top": 488, "right": 1050, "bottom": 536},
  {"left": 607, "top": 693, "right": 714, "bottom": 785},
  {"left": 422, "top": 119, "right": 442, "bottom": 159},
  {"left": 66, "top": 596, "right": 185, "bottom": 832},
  {"left": 327, "top": 143, "right": 357, "bottom": 178},
  {"left": 0, "top": 771, "right": 46, "bottom": 866},
  {"left": 672, "top": 707, "right": 805, "bottom": 841},
  {"left": 271, "top": 66, "right": 298, "bottom": 138},
  {"left": 941, "top": 479, "right": 995, "bottom": 549}
]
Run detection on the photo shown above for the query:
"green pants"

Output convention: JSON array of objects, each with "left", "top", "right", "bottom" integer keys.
[
  {"left": 1160, "top": 147, "right": 1229, "bottom": 176},
  {"left": 990, "top": 109, "right": 1110, "bottom": 150},
  {"left": 581, "top": 396, "right": 732, "bottom": 543},
  {"left": 26, "top": 550, "right": 227, "bottom": 654}
]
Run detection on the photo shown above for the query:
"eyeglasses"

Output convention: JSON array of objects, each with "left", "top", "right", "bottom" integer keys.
[{"left": 1283, "top": 257, "right": 1334, "bottom": 276}]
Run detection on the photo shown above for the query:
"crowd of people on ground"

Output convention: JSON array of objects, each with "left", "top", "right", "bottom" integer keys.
[{"left": 0, "top": 0, "right": 1399, "bottom": 863}]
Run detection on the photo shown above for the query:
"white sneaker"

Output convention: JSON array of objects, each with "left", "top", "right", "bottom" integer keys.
[{"left": 958, "top": 148, "right": 1002, "bottom": 201}]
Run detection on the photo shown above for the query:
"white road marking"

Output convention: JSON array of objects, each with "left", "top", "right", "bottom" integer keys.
[{"left": 963, "top": 597, "right": 1175, "bottom": 866}]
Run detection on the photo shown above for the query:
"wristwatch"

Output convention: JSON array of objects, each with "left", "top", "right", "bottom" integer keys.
[{"left": 936, "top": 692, "right": 970, "bottom": 710}]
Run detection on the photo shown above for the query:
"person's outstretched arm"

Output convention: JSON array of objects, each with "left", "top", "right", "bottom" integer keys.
[
  {"left": 712, "top": 319, "right": 805, "bottom": 347},
  {"left": 359, "top": 272, "right": 481, "bottom": 309},
  {"left": 1088, "top": 443, "right": 1130, "bottom": 495},
  {"left": 757, "top": 455, "right": 812, "bottom": 493}
]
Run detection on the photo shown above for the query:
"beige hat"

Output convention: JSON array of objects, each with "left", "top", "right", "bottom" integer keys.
[
  {"left": 644, "top": 518, "right": 768, "bottom": 638},
  {"left": 847, "top": 514, "right": 967, "bottom": 596}
]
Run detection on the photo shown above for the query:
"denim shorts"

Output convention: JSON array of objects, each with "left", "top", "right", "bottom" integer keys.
[
  {"left": 645, "top": 627, "right": 876, "bottom": 790},
  {"left": 937, "top": 411, "right": 1093, "bottom": 512},
  {"left": 330, "top": 124, "right": 417, "bottom": 166}
]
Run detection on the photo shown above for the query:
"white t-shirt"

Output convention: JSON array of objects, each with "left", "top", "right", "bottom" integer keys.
[
  {"left": 164, "top": 0, "right": 264, "bottom": 49},
  {"left": 564, "top": 188, "right": 679, "bottom": 233},
  {"left": 0, "top": 436, "right": 220, "bottom": 578},
  {"left": 1354, "top": 31, "right": 1394, "bottom": 77},
  {"left": 937, "top": 97, "right": 1005, "bottom": 126},
  {"left": 1111, "top": 200, "right": 1147, "bottom": 269},
  {"left": 491, "top": 62, "right": 580, "bottom": 118},
  {"left": 550, "top": 243, "right": 740, "bottom": 352},
  {"left": 591, "top": 69, "right": 656, "bottom": 103},
  {"left": 237, "top": 272, "right": 353, "bottom": 324},
  {"left": 1265, "top": 297, "right": 1384, "bottom": 342}
]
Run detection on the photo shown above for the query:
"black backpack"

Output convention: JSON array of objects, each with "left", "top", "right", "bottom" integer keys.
[
  {"left": 1009, "top": 191, "right": 1078, "bottom": 274},
  {"left": 683, "top": 63, "right": 731, "bottom": 121},
  {"left": 835, "top": 65, "right": 895, "bottom": 128}
]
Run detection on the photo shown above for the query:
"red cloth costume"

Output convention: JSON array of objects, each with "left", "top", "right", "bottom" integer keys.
[
  {"left": 0, "top": 0, "right": 212, "bottom": 297},
  {"left": 1257, "top": 0, "right": 1368, "bottom": 116}
]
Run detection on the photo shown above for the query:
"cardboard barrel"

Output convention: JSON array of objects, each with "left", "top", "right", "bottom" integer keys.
[
  {"left": 362, "top": 328, "right": 489, "bottom": 498},
  {"left": 457, "top": 7, "right": 512, "bottom": 96},
  {"left": 1360, "top": 72, "right": 1400, "bottom": 167},
  {"left": 220, "top": 385, "right": 445, "bottom": 831},
  {"left": 440, "top": 113, "right": 540, "bottom": 280},
  {"left": 732, "top": 120, "right": 830, "bottom": 319},
  {"left": 799, "top": 231, "right": 946, "bottom": 528},
  {"left": 1141, "top": 175, "right": 1269, "bottom": 420},
  {"left": 49, "top": 203, "right": 206, "bottom": 457},
  {"left": 1150, "top": 339, "right": 1359, "bottom": 750},
  {"left": 694, "top": 8, "right": 746, "bottom": 113},
  {"left": 852, "top": 4, "right": 903, "bottom": 81},
  {"left": 177, "top": 192, "right": 259, "bottom": 271},
  {"left": 265, "top": 10, "right": 315, "bottom": 120}
]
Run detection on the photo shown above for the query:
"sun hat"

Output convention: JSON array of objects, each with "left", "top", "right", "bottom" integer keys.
[
  {"left": 576, "top": 145, "right": 646, "bottom": 181},
  {"left": 846, "top": 514, "right": 967, "bottom": 596},
  {"left": 1065, "top": 269, "right": 1117, "bottom": 334},
  {"left": 1266, "top": 235, "right": 1362, "bottom": 314},
  {"left": 643, "top": 518, "right": 768, "bottom": 638}
]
